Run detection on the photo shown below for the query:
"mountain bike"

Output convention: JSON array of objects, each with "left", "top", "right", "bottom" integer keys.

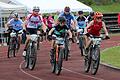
[
  {"left": 24, "top": 34, "right": 38, "bottom": 70},
  {"left": 84, "top": 34, "right": 110, "bottom": 75},
  {"left": 50, "top": 35, "right": 65, "bottom": 75},
  {"left": 77, "top": 28, "right": 85, "bottom": 56},
  {"left": 7, "top": 29, "right": 22, "bottom": 58}
]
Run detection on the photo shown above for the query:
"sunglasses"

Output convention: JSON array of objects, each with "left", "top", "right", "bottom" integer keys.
[
  {"left": 97, "top": 17, "right": 102, "bottom": 19},
  {"left": 34, "top": 10, "right": 39, "bottom": 12}
]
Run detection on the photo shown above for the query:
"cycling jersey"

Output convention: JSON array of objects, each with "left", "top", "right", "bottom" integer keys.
[
  {"left": 59, "top": 12, "right": 75, "bottom": 28},
  {"left": 53, "top": 24, "right": 69, "bottom": 38},
  {"left": 88, "top": 21, "right": 103, "bottom": 36},
  {"left": 26, "top": 14, "right": 43, "bottom": 29},
  {"left": 8, "top": 18, "right": 23, "bottom": 31},
  {"left": 77, "top": 16, "right": 86, "bottom": 29}
]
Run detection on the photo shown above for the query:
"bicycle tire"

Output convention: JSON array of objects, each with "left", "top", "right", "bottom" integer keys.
[
  {"left": 37, "top": 36, "right": 40, "bottom": 50},
  {"left": 64, "top": 39, "right": 69, "bottom": 61},
  {"left": 55, "top": 48, "right": 63, "bottom": 75},
  {"left": 51, "top": 49, "right": 56, "bottom": 73},
  {"left": 91, "top": 46, "right": 100, "bottom": 75},
  {"left": 79, "top": 35, "right": 85, "bottom": 56},
  {"left": 28, "top": 42, "right": 37, "bottom": 70},
  {"left": 7, "top": 38, "right": 16, "bottom": 58},
  {"left": 84, "top": 47, "right": 91, "bottom": 73},
  {"left": 24, "top": 46, "right": 30, "bottom": 68}
]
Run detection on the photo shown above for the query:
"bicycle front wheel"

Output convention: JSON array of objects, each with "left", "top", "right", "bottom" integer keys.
[
  {"left": 79, "top": 36, "right": 85, "bottom": 56},
  {"left": 84, "top": 48, "right": 91, "bottom": 73},
  {"left": 64, "top": 39, "right": 69, "bottom": 61},
  {"left": 28, "top": 43, "right": 37, "bottom": 70},
  {"left": 91, "top": 46, "right": 100, "bottom": 75},
  {"left": 55, "top": 48, "right": 63, "bottom": 75},
  {"left": 7, "top": 38, "right": 16, "bottom": 58},
  {"left": 24, "top": 46, "right": 30, "bottom": 68}
]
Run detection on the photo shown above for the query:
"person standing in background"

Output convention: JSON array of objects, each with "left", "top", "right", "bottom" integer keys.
[
  {"left": 47, "top": 14, "right": 54, "bottom": 31},
  {"left": 117, "top": 12, "right": 120, "bottom": 27}
]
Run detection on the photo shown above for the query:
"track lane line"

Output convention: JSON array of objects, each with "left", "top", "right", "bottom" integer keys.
[{"left": 19, "top": 60, "right": 44, "bottom": 80}]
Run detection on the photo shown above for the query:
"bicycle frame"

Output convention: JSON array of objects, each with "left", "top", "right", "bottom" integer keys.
[{"left": 51, "top": 36, "right": 65, "bottom": 75}]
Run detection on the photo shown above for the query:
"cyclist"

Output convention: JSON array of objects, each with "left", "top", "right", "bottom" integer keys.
[
  {"left": 58, "top": 6, "right": 77, "bottom": 56},
  {"left": 87, "top": 11, "right": 95, "bottom": 23},
  {"left": 47, "top": 16, "right": 72, "bottom": 63},
  {"left": 6, "top": 13, "right": 23, "bottom": 50},
  {"left": 22, "top": 6, "right": 47, "bottom": 56},
  {"left": 76, "top": 11, "right": 87, "bottom": 44},
  {"left": 84, "top": 11, "right": 109, "bottom": 52},
  {"left": 59, "top": 6, "right": 77, "bottom": 29}
]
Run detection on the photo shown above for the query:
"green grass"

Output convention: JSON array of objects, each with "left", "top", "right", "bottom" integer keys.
[
  {"left": 101, "top": 46, "right": 120, "bottom": 68},
  {"left": 91, "top": 3, "right": 120, "bottom": 13}
]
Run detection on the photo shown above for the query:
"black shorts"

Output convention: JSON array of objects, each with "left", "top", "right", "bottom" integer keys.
[{"left": 26, "top": 28, "right": 37, "bottom": 34}]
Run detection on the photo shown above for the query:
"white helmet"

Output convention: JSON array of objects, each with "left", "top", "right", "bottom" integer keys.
[{"left": 33, "top": 6, "right": 40, "bottom": 11}]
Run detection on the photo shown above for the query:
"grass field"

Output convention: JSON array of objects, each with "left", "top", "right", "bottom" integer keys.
[
  {"left": 91, "top": 3, "right": 120, "bottom": 13},
  {"left": 101, "top": 46, "right": 120, "bottom": 68}
]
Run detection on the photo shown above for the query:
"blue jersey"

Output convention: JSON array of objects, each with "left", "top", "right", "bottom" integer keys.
[
  {"left": 8, "top": 18, "right": 23, "bottom": 31},
  {"left": 59, "top": 12, "right": 75, "bottom": 28},
  {"left": 77, "top": 16, "right": 86, "bottom": 29}
]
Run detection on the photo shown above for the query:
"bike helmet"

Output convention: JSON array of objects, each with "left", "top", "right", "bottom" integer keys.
[
  {"left": 58, "top": 16, "right": 66, "bottom": 23},
  {"left": 78, "top": 11, "right": 83, "bottom": 15},
  {"left": 64, "top": 6, "right": 70, "bottom": 12},
  {"left": 33, "top": 6, "right": 40, "bottom": 12},
  {"left": 94, "top": 11, "right": 103, "bottom": 19},
  {"left": 13, "top": 13, "right": 19, "bottom": 18}
]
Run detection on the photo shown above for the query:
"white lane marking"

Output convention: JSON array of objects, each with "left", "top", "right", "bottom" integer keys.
[
  {"left": 19, "top": 60, "right": 43, "bottom": 80},
  {"left": 63, "top": 68, "right": 104, "bottom": 80}
]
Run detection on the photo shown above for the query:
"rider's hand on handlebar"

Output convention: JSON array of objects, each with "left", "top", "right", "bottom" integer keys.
[
  {"left": 105, "top": 35, "right": 110, "bottom": 40},
  {"left": 47, "top": 35, "right": 52, "bottom": 41}
]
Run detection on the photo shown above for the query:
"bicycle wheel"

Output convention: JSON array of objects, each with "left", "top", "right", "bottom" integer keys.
[
  {"left": 55, "top": 48, "right": 63, "bottom": 75},
  {"left": 7, "top": 38, "right": 16, "bottom": 58},
  {"left": 91, "top": 46, "right": 100, "bottom": 75},
  {"left": 64, "top": 39, "right": 69, "bottom": 61},
  {"left": 37, "top": 35, "right": 40, "bottom": 50},
  {"left": 84, "top": 47, "right": 91, "bottom": 73},
  {"left": 79, "top": 36, "right": 85, "bottom": 56},
  {"left": 28, "top": 43, "right": 37, "bottom": 70},
  {"left": 50, "top": 49, "right": 56, "bottom": 73},
  {"left": 24, "top": 46, "right": 30, "bottom": 68}
]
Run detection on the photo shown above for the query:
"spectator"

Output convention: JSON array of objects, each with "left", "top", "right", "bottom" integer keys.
[
  {"left": 43, "top": 15, "right": 48, "bottom": 26},
  {"left": 54, "top": 11, "right": 60, "bottom": 21},
  {"left": 47, "top": 14, "right": 54, "bottom": 31},
  {"left": 117, "top": 12, "right": 120, "bottom": 27}
]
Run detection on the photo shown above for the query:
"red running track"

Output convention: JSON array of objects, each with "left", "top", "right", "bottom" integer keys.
[{"left": 0, "top": 35, "right": 120, "bottom": 80}]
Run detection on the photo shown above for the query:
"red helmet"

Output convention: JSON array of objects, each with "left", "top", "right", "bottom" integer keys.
[{"left": 94, "top": 12, "right": 103, "bottom": 19}]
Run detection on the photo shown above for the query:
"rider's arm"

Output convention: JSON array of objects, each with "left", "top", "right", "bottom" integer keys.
[
  {"left": 6, "top": 19, "right": 13, "bottom": 29},
  {"left": 84, "top": 20, "right": 93, "bottom": 34},
  {"left": 71, "top": 14, "right": 77, "bottom": 29},
  {"left": 42, "top": 22, "right": 47, "bottom": 33},
  {"left": 67, "top": 29, "right": 72, "bottom": 38},
  {"left": 102, "top": 21, "right": 109, "bottom": 36},
  {"left": 39, "top": 15, "right": 47, "bottom": 33},
  {"left": 23, "top": 20, "right": 27, "bottom": 30},
  {"left": 48, "top": 28, "right": 55, "bottom": 35}
]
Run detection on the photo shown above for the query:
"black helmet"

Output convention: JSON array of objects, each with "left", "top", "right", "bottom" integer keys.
[
  {"left": 58, "top": 17, "right": 66, "bottom": 23},
  {"left": 78, "top": 11, "right": 83, "bottom": 15},
  {"left": 33, "top": 6, "right": 40, "bottom": 11},
  {"left": 64, "top": 6, "right": 70, "bottom": 12},
  {"left": 13, "top": 13, "right": 19, "bottom": 18},
  {"left": 89, "top": 11, "right": 94, "bottom": 16}
]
